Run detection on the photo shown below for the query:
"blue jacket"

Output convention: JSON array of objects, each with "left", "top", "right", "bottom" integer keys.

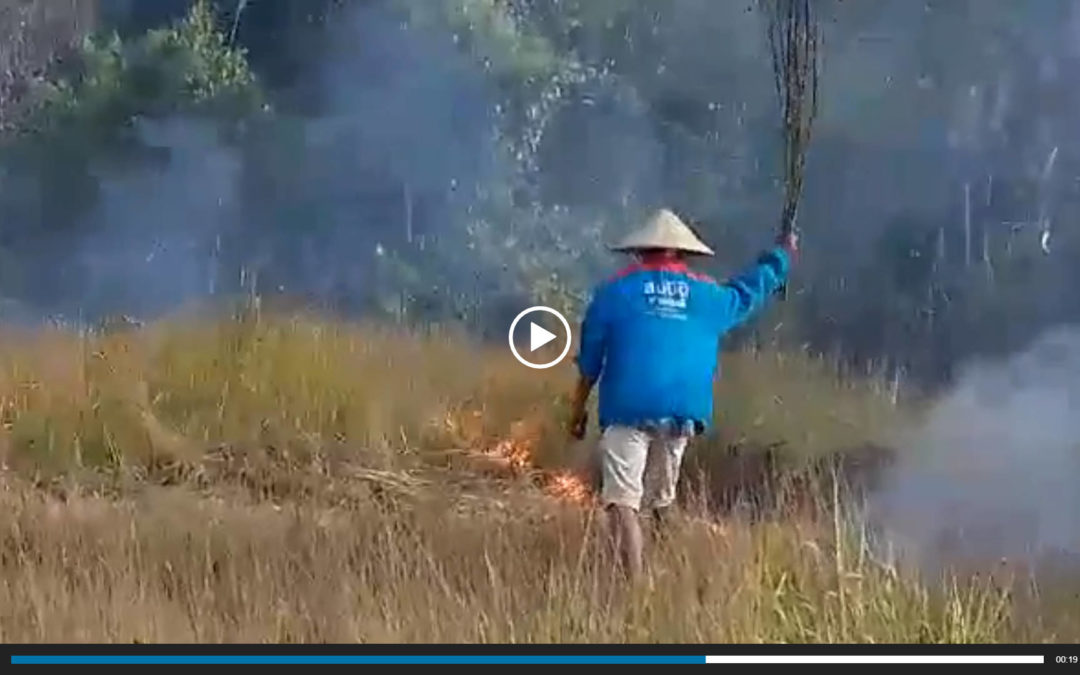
[{"left": 576, "top": 248, "right": 790, "bottom": 433}]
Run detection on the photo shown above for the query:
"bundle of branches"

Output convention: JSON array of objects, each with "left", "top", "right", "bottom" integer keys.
[{"left": 761, "top": 0, "right": 822, "bottom": 241}]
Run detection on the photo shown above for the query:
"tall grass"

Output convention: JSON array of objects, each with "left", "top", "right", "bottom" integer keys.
[
  {"left": 0, "top": 472, "right": 1018, "bottom": 643},
  {"left": 0, "top": 310, "right": 1066, "bottom": 642}
]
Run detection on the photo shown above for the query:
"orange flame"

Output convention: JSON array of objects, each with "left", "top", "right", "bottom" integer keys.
[
  {"left": 445, "top": 409, "right": 734, "bottom": 534},
  {"left": 448, "top": 408, "right": 593, "bottom": 505},
  {"left": 489, "top": 438, "right": 532, "bottom": 474},
  {"left": 542, "top": 470, "right": 592, "bottom": 504}
]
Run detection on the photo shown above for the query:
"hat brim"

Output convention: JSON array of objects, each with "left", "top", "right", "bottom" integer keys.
[
  {"left": 608, "top": 242, "right": 715, "bottom": 256},
  {"left": 610, "top": 209, "right": 717, "bottom": 256}
]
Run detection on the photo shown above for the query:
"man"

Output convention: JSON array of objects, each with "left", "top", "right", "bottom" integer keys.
[{"left": 568, "top": 208, "right": 796, "bottom": 579}]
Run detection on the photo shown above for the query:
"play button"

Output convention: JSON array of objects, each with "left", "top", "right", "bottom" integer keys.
[
  {"left": 530, "top": 322, "right": 557, "bottom": 352},
  {"left": 509, "top": 306, "right": 572, "bottom": 369}
]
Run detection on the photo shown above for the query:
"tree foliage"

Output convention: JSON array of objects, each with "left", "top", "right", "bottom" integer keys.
[
  {"left": 4, "top": 0, "right": 1080, "bottom": 387},
  {"left": 0, "top": 0, "right": 259, "bottom": 309}
]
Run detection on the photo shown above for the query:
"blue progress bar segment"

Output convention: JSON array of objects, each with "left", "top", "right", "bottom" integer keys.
[{"left": 12, "top": 655, "right": 705, "bottom": 665}]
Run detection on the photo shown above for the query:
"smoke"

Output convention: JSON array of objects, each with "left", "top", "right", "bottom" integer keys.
[
  {"left": 76, "top": 117, "right": 240, "bottom": 319},
  {"left": 238, "top": 2, "right": 507, "bottom": 311},
  {"left": 869, "top": 326, "right": 1080, "bottom": 571},
  {"left": 0, "top": 1, "right": 516, "bottom": 324},
  {"left": 1, "top": 0, "right": 1080, "bottom": 374},
  {"left": 3, "top": 0, "right": 755, "bottom": 327},
  {"left": 0, "top": 119, "right": 236, "bottom": 325}
]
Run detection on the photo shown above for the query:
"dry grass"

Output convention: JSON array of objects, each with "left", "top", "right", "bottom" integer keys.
[
  {"left": 0, "top": 472, "right": 1019, "bottom": 643},
  {"left": 0, "top": 308, "right": 1069, "bottom": 642}
]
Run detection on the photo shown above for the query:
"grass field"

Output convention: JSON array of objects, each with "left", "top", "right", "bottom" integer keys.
[{"left": 0, "top": 306, "right": 1072, "bottom": 642}]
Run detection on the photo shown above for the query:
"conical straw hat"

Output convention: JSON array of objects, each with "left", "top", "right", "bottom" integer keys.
[{"left": 610, "top": 209, "right": 715, "bottom": 256}]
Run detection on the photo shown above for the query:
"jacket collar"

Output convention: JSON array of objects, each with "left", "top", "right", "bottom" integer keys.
[
  {"left": 613, "top": 259, "right": 688, "bottom": 277},
  {"left": 609, "top": 258, "right": 715, "bottom": 284}
]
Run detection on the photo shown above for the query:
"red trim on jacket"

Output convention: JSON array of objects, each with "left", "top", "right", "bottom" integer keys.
[{"left": 607, "top": 260, "right": 717, "bottom": 285}]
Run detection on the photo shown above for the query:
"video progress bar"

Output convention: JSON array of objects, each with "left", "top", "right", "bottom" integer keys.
[{"left": 10, "top": 654, "right": 1047, "bottom": 665}]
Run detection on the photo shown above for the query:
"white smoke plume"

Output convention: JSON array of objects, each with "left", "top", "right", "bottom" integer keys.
[{"left": 870, "top": 326, "right": 1080, "bottom": 572}]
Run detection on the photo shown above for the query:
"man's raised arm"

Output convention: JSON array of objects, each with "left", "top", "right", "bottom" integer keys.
[{"left": 713, "top": 232, "right": 798, "bottom": 333}]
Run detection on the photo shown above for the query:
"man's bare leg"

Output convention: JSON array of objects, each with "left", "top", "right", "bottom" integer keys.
[
  {"left": 650, "top": 505, "right": 673, "bottom": 537},
  {"left": 606, "top": 504, "right": 643, "bottom": 581},
  {"left": 646, "top": 433, "right": 687, "bottom": 541}
]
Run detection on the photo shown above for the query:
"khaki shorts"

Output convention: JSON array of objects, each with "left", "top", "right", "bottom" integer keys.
[{"left": 599, "top": 425, "right": 690, "bottom": 511}]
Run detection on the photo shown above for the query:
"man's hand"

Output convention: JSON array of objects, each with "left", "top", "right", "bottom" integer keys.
[
  {"left": 568, "top": 406, "right": 588, "bottom": 440},
  {"left": 567, "top": 374, "right": 595, "bottom": 440},
  {"left": 777, "top": 230, "right": 799, "bottom": 256}
]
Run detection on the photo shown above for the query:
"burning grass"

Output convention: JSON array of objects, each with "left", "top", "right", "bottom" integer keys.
[{"left": 0, "top": 308, "right": 1072, "bottom": 642}]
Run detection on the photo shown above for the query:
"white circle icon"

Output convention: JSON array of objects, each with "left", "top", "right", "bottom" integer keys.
[{"left": 508, "top": 306, "right": 572, "bottom": 369}]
